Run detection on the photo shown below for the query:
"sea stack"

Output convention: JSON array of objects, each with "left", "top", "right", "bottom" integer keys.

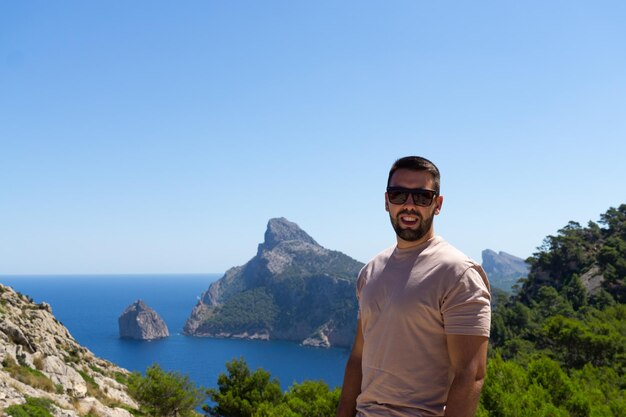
[{"left": 118, "top": 300, "right": 169, "bottom": 340}]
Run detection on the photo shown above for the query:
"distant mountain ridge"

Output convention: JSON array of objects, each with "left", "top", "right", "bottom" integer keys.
[
  {"left": 184, "top": 218, "right": 364, "bottom": 348},
  {"left": 481, "top": 249, "right": 529, "bottom": 293}
]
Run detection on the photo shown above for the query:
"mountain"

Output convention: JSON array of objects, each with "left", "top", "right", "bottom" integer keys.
[
  {"left": 118, "top": 300, "right": 169, "bottom": 340},
  {"left": 0, "top": 284, "right": 137, "bottom": 416},
  {"left": 481, "top": 249, "right": 529, "bottom": 293},
  {"left": 184, "top": 218, "right": 364, "bottom": 348}
]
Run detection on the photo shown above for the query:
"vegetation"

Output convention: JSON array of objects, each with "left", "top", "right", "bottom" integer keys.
[
  {"left": 199, "top": 288, "right": 279, "bottom": 334},
  {"left": 127, "top": 364, "right": 206, "bottom": 417},
  {"left": 483, "top": 204, "right": 626, "bottom": 416},
  {"left": 1, "top": 356, "right": 55, "bottom": 392},
  {"left": 5, "top": 397, "right": 55, "bottom": 417},
  {"left": 78, "top": 369, "right": 103, "bottom": 398},
  {"left": 113, "top": 370, "right": 129, "bottom": 385},
  {"left": 33, "top": 355, "right": 44, "bottom": 370},
  {"left": 206, "top": 358, "right": 339, "bottom": 417}
]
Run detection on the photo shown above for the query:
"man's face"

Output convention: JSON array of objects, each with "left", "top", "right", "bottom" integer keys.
[{"left": 385, "top": 168, "right": 442, "bottom": 247}]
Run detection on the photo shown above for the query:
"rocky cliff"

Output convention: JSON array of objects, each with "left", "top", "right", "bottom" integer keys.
[
  {"left": 0, "top": 284, "right": 137, "bottom": 417},
  {"left": 118, "top": 300, "right": 169, "bottom": 340},
  {"left": 184, "top": 218, "right": 364, "bottom": 348},
  {"left": 482, "top": 249, "right": 529, "bottom": 293}
]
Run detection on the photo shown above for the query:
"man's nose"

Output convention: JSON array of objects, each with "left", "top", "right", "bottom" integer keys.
[{"left": 403, "top": 193, "right": 418, "bottom": 207}]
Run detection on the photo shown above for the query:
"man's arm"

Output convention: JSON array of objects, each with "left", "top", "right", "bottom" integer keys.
[
  {"left": 443, "top": 334, "right": 489, "bottom": 417},
  {"left": 335, "top": 319, "right": 364, "bottom": 417}
]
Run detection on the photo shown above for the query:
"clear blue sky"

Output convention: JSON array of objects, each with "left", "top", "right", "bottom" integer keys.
[{"left": 1, "top": 1, "right": 625, "bottom": 274}]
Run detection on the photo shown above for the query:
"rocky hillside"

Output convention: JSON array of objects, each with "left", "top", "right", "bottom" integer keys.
[
  {"left": 0, "top": 284, "right": 137, "bottom": 417},
  {"left": 184, "top": 218, "right": 364, "bottom": 348},
  {"left": 518, "top": 204, "right": 626, "bottom": 304},
  {"left": 481, "top": 249, "right": 529, "bottom": 293}
]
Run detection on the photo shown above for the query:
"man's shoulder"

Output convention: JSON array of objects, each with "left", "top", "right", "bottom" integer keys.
[
  {"left": 357, "top": 245, "right": 395, "bottom": 285},
  {"left": 360, "top": 245, "right": 395, "bottom": 271},
  {"left": 367, "top": 245, "right": 396, "bottom": 264},
  {"left": 429, "top": 237, "right": 490, "bottom": 292},
  {"left": 429, "top": 236, "right": 478, "bottom": 265}
]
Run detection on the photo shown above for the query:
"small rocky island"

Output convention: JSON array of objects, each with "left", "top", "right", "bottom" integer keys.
[{"left": 118, "top": 300, "right": 169, "bottom": 340}]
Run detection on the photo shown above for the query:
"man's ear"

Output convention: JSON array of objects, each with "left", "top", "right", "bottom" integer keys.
[
  {"left": 385, "top": 193, "right": 389, "bottom": 212},
  {"left": 434, "top": 195, "right": 443, "bottom": 215}
]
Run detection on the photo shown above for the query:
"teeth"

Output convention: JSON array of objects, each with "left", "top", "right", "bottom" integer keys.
[{"left": 402, "top": 216, "right": 417, "bottom": 221}]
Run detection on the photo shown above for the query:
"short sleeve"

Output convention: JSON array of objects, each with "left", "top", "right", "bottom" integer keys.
[
  {"left": 355, "top": 265, "right": 368, "bottom": 318},
  {"left": 441, "top": 265, "right": 491, "bottom": 337}
]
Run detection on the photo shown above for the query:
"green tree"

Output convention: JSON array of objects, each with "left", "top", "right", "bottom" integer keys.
[
  {"left": 127, "top": 364, "right": 206, "bottom": 417},
  {"left": 479, "top": 355, "right": 570, "bottom": 417},
  {"left": 281, "top": 380, "right": 340, "bottom": 417},
  {"left": 206, "top": 358, "right": 283, "bottom": 417},
  {"left": 539, "top": 315, "right": 624, "bottom": 368},
  {"left": 562, "top": 273, "right": 588, "bottom": 310}
]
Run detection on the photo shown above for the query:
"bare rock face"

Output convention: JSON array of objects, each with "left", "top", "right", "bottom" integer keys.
[
  {"left": 0, "top": 284, "right": 139, "bottom": 414},
  {"left": 118, "top": 300, "right": 169, "bottom": 340}
]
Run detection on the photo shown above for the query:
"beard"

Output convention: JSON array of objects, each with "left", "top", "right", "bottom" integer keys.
[{"left": 390, "top": 208, "right": 435, "bottom": 242}]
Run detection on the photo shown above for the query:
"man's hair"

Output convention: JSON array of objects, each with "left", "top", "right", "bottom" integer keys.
[{"left": 387, "top": 156, "right": 441, "bottom": 194}]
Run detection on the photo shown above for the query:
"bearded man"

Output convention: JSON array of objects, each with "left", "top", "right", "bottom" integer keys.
[{"left": 336, "top": 156, "right": 491, "bottom": 417}]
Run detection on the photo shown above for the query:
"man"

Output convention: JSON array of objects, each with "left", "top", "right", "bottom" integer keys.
[{"left": 336, "top": 156, "right": 491, "bottom": 417}]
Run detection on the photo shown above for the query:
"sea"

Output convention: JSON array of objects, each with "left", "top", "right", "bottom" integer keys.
[{"left": 0, "top": 274, "right": 350, "bottom": 391}]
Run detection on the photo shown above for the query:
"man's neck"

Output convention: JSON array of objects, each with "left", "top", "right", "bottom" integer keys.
[{"left": 396, "top": 229, "right": 436, "bottom": 250}]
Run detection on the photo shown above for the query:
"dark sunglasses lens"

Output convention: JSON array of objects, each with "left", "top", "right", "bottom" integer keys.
[
  {"left": 388, "top": 191, "right": 408, "bottom": 204},
  {"left": 412, "top": 191, "right": 435, "bottom": 206}
]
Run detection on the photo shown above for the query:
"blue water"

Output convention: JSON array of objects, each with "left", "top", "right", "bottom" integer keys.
[{"left": 0, "top": 275, "right": 350, "bottom": 390}]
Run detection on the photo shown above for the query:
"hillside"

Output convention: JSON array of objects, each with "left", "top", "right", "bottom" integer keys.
[
  {"left": 482, "top": 204, "right": 626, "bottom": 416},
  {"left": 184, "top": 218, "right": 364, "bottom": 348},
  {"left": 481, "top": 249, "right": 529, "bottom": 293},
  {"left": 0, "top": 284, "right": 137, "bottom": 417},
  {"left": 518, "top": 204, "right": 625, "bottom": 304}
]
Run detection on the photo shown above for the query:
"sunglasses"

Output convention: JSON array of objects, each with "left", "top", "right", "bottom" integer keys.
[{"left": 386, "top": 187, "right": 438, "bottom": 207}]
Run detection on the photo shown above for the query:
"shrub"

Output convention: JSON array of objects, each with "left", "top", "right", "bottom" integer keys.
[
  {"left": 128, "top": 364, "right": 206, "bottom": 417},
  {"left": 207, "top": 358, "right": 339, "bottom": 417},
  {"left": 2, "top": 357, "right": 55, "bottom": 392},
  {"left": 113, "top": 371, "right": 129, "bottom": 384},
  {"left": 78, "top": 369, "right": 102, "bottom": 398},
  {"left": 5, "top": 397, "right": 54, "bottom": 417},
  {"left": 33, "top": 355, "right": 44, "bottom": 370},
  {"left": 206, "top": 358, "right": 282, "bottom": 417}
]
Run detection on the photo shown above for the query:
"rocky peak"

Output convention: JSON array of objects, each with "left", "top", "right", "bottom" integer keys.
[
  {"left": 184, "top": 218, "right": 363, "bottom": 347},
  {"left": 118, "top": 300, "right": 169, "bottom": 340},
  {"left": 482, "top": 250, "right": 528, "bottom": 275},
  {"left": 482, "top": 249, "right": 529, "bottom": 293},
  {"left": 126, "top": 300, "right": 148, "bottom": 313},
  {"left": 258, "top": 218, "right": 318, "bottom": 252}
]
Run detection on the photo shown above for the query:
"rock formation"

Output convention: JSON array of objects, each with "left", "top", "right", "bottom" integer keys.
[
  {"left": 482, "top": 249, "right": 529, "bottom": 293},
  {"left": 118, "top": 300, "right": 169, "bottom": 340},
  {"left": 0, "top": 284, "right": 138, "bottom": 416},
  {"left": 184, "top": 217, "right": 364, "bottom": 348}
]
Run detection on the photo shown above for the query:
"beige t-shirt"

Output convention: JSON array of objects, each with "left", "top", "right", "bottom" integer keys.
[{"left": 356, "top": 236, "right": 491, "bottom": 417}]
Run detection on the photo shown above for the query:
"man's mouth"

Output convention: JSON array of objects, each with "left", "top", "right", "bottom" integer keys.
[{"left": 399, "top": 214, "right": 420, "bottom": 227}]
